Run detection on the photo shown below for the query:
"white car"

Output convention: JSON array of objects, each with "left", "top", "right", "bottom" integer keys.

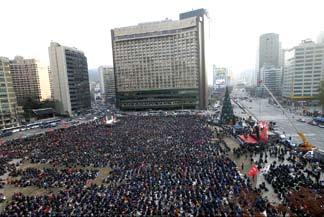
[
  {"left": 318, "top": 124, "right": 324, "bottom": 128},
  {"left": 12, "top": 129, "right": 20, "bottom": 133},
  {"left": 297, "top": 118, "right": 306, "bottom": 123},
  {"left": 279, "top": 134, "right": 286, "bottom": 140},
  {"left": 0, "top": 193, "right": 6, "bottom": 202}
]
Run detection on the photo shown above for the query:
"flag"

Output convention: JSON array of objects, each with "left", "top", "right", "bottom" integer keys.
[
  {"left": 247, "top": 165, "right": 259, "bottom": 177},
  {"left": 258, "top": 121, "right": 269, "bottom": 143}
]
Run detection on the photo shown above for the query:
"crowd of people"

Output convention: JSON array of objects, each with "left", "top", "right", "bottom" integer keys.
[
  {"left": 0, "top": 116, "right": 278, "bottom": 216},
  {"left": 231, "top": 126, "right": 324, "bottom": 216},
  {"left": 7, "top": 168, "right": 98, "bottom": 189},
  {"left": 264, "top": 163, "right": 318, "bottom": 200}
]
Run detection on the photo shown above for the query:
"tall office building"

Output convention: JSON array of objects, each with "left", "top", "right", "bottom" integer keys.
[
  {"left": 98, "top": 66, "right": 115, "bottom": 104},
  {"left": 37, "top": 63, "right": 51, "bottom": 101},
  {"left": 9, "top": 56, "right": 44, "bottom": 105},
  {"left": 260, "top": 65, "right": 282, "bottom": 96},
  {"left": 111, "top": 9, "right": 207, "bottom": 110},
  {"left": 0, "top": 57, "right": 21, "bottom": 128},
  {"left": 317, "top": 31, "right": 324, "bottom": 44},
  {"left": 238, "top": 69, "right": 256, "bottom": 87},
  {"left": 48, "top": 66, "right": 54, "bottom": 100},
  {"left": 283, "top": 39, "right": 324, "bottom": 101},
  {"left": 48, "top": 42, "right": 91, "bottom": 116},
  {"left": 258, "top": 33, "right": 280, "bottom": 83}
]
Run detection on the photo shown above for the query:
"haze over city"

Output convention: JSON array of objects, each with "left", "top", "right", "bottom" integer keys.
[
  {"left": 1, "top": 0, "right": 324, "bottom": 216},
  {"left": 1, "top": 0, "right": 324, "bottom": 81}
]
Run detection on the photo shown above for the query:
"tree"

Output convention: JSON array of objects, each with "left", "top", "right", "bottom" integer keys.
[
  {"left": 220, "top": 86, "right": 235, "bottom": 125},
  {"left": 39, "top": 99, "right": 55, "bottom": 109},
  {"left": 318, "top": 81, "right": 324, "bottom": 115},
  {"left": 21, "top": 98, "right": 55, "bottom": 121},
  {"left": 21, "top": 97, "right": 41, "bottom": 120}
]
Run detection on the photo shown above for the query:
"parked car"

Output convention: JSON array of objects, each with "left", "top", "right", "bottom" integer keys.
[
  {"left": 281, "top": 137, "right": 297, "bottom": 148},
  {"left": 303, "top": 151, "right": 314, "bottom": 160},
  {"left": 297, "top": 118, "right": 306, "bottom": 123},
  {"left": 314, "top": 149, "right": 324, "bottom": 163},
  {"left": 308, "top": 120, "right": 318, "bottom": 126},
  {"left": 0, "top": 193, "right": 6, "bottom": 202},
  {"left": 318, "top": 124, "right": 324, "bottom": 128}
]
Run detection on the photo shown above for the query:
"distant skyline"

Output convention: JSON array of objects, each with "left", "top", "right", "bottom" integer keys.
[{"left": 1, "top": 0, "right": 324, "bottom": 84}]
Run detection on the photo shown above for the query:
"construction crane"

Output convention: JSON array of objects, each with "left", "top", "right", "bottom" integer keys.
[{"left": 260, "top": 82, "right": 313, "bottom": 152}]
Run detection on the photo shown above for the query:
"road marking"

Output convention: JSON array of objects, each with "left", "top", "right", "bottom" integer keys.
[{"left": 285, "top": 133, "right": 316, "bottom": 137}]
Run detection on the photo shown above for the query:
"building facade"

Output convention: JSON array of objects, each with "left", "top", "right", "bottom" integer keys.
[
  {"left": 238, "top": 69, "right": 256, "bottom": 87},
  {"left": 260, "top": 65, "right": 282, "bottom": 96},
  {"left": 98, "top": 66, "right": 115, "bottom": 104},
  {"left": 37, "top": 63, "right": 51, "bottom": 101},
  {"left": 48, "top": 66, "right": 54, "bottom": 100},
  {"left": 0, "top": 57, "right": 21, "bottom": 128},
  {"left": 90, "top": 81, "right": 102, "bottom": 103},
  {"left": 258, "top": 33, "right": 280, "bottom": 83},
  {"left": 317, "top": 31, "right": 324, "bottom": 44},
  {"left": 48, "top": 42, "right": 91, "bottom": 116},
  {"left": 9, "top": 56, "right": 43, "bottom": 105},
  {"left": 111, "top": 9, "right": 207, "bottom": 110},
  {"left": 283, "top": 39, "right": 324, "bottom": 100}
]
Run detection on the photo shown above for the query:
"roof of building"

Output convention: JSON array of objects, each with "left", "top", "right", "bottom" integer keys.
[{"left": 32, "top": 108, "right": 54, "bottom": 116}]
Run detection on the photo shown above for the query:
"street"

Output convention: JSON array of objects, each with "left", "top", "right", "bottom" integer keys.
[{"left": 232, "top": 89, "right": 324, "bottom": 150}]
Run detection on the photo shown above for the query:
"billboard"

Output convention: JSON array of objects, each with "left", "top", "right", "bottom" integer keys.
[{"left": 213, "top": 66, "right": 228, "bottom": 94}]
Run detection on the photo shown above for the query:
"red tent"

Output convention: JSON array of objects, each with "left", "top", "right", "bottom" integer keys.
[{"left": 238, "top": 135, "right": 258, "bottom": 145}]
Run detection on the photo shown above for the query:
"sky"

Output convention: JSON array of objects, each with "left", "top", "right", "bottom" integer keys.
[{"left": 1, "top": 0, "right": 324, "bottom": 83}]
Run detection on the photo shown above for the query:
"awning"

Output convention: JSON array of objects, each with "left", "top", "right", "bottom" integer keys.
[
  {"left": 32, "top": 108, "right": 54, "bottom": 116},
  {"left": 238, "top": 134, "right": 258, "bottom": 144}
]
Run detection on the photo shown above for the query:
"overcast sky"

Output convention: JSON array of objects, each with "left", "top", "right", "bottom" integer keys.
[{"left": 1, "top": 0, "right": 324, "bottom": 83}]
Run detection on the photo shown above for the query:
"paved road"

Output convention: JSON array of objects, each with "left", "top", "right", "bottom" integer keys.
[
  {"left": 0, "top": 118, "right": 94, "bottom": 143},
  {"left": 232, "top": 90, "right": 324, "bottom": 150}
]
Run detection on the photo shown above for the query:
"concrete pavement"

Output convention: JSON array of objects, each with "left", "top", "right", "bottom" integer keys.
[{"left": 234, "top": 96, "right": 324, "bottom": 150}]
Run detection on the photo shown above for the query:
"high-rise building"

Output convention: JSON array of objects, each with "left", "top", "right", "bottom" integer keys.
[
  {"left": 282, "top": 39, "right": 324, "bottom": 101},
  {"left": 260, "top": 65, "right": 282, "bottom": 96},
  {"left": 48, "top": 42, "right": 91, "bottom": 116},
  {"left": 238, "top": 69, "right": 256, "bottom": 87},
  {"left": 317, "top": 31, "right": 324, "bottom": 44},
  {"left": 9, "top": 56, "right": 45, "bottom": 105},
  {"left": 98, "top": 66, "right": 115, "bottom": 104},
  {"left": 37, "top": 63, "right": 51, "bottom": 101},
  {"left": 111, "top": 9, "right": 207, "bottom": 110},
  {"left": 0, "top": 57, "right": 21, "bottom": 128},
  {"left": 48, "top": 66, "right": 54, "bottom": 100},
  {"left": 258, "top": 33, "right": 280, "bottom": 82},
  {"left": 89, "top": 81, "right": 102, "bottom": 103}
]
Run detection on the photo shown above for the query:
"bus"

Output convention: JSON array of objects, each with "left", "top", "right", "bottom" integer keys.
[
  {"left": 40, "top": 118, "right": 61, "bottom": 128},
  {"left": 0, "top": 126, "right": 24, "bottom": 137}
]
